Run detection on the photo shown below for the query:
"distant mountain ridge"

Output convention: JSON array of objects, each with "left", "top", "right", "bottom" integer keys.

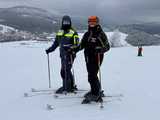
[
  {"left": 0, "top": 6, "right": 86, "bottom": 33},
  {"left": 0, "top": 6, "right": 60, "bottom": 33},
  {"left": 109, "top": 23, "right": 160, "bottom": 46},
  {"left": 0, "top": 5, "right": 160, "bottom": 46}
]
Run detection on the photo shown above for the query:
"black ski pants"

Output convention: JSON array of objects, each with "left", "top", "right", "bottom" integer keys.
[
  {"left": 60, "top": 54, "right": 75, "bottom": 90},
  {"left": 85, "top": 53, "right": 104, "bottom": 95}
]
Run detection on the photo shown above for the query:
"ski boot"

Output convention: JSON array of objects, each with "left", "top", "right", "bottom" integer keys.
[
  {"left": 55, "top": 87, "right": 65, "bottom": 94},
  {"left": 84, "top": 90, "right": 105, "bottom": 98},
  {"left": 82, "top": 93, "right": 103, "bottom": 104},
  {"left": 55, "top": 85, "right": 78, "bottom": 94},
  {"left": 72, "top": 85, "right": 78, "bottom": 91}
]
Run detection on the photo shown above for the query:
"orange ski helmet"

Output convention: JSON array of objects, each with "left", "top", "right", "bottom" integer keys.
[{"left": 88, "top": 16, "right": 99, "bottom": 24}]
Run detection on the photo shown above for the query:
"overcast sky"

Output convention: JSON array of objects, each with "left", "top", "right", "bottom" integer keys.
[{"left": 0, "top": 0, "right": 160, "bottom": 24}]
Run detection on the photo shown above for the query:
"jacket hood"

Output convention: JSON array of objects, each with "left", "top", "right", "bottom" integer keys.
[{"left": 61, "top": 15, "right": 72, "bottom": 30}]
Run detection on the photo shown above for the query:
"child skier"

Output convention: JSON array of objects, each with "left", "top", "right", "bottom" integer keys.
[{"left": 46, "top": 15, "right": 79, "bottom": 94}]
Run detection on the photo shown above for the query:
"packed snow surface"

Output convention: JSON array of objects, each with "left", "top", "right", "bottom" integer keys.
[{"left": 0, "top": 39, "right": 160, "bottom": 120}]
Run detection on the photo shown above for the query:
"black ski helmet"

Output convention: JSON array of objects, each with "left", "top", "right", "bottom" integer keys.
[{"left": 61, "top": 15, "right": 72, "bottom": 30}]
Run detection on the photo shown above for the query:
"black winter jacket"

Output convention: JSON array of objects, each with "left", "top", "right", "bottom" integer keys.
[{"left": 79, "top": 25, "right": 110, "bottom": 56}]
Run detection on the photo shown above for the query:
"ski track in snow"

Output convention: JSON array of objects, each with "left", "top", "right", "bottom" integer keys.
[{"left": 0, "top": 36, "right": 160, "bottom": 120}]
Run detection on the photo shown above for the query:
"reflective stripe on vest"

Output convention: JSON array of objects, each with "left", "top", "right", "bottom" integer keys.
[
  {"left": 56, "top": 29, "right": 79, "bottom": 46},
  {"left": 56, "top": 30, "right": 64, "bottom": 36},
  {"left": 56, "top": 29, "right": 75, "bottom": 38},
  {"left": 73, "top": 35, "right": 79, "bottom": 45},
  {"left": 64, "top": 29, "right": 75, "bottom": 37}
]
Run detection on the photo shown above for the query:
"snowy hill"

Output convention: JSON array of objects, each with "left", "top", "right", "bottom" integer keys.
[
  {"left": 79, "top": 31, "right": 130, "bottom": 47},
  {"left": 0, "top": 6, "right": 86, "bottom": 33},
  {"left": 106, "top": 30, "right": 129, "bottom": 47},
  {"left": 0, "top": 24, "right": 37, "bottom": 42},
  {"left": 7, "top": 6, "right": 60, "bottom": 19},
  {"left": 0, "top": 40, "right": 160, "bottom": 120},
  {"left": 0, "top": 24, "right": 16, "bottom": 34},
  {"left": 0, "top": 6, "right": 60, "bottom": 33}
]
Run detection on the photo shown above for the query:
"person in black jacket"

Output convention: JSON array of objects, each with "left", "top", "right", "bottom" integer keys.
[
  {"left": 138, "top": 45, "right": 143, "bottom": 56},
  {"left": 46, "top": 15, "right": 79, "bottom": 94},
  {"left": 77, "top": 16, "right": 110, "bottom": 103}
]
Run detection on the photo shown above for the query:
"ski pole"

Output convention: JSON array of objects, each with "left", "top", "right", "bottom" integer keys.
[
  {"left": 98, "top": 53, "right": 102, "bottom": 91},
  {"left": 70, "top": 54, "right": 75, "bottom": 88},
  {"left": 97, "top": 53, "right": 104, "bottom": 108},
  {"left": 47, "top": 54, "right": 51, "bottom": 88},
  {"left": 63, "top": 55, "right": 67, "bottom": 95}
]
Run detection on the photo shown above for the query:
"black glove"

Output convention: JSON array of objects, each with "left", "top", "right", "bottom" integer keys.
[
  {"left": 95, "top": 47, "right": 107, "bottom": 54},
  {"left": 45, "top": 49, "right": 50, "bottom": 54},
  {"left": 74, "top": 47, "right": 79, "bottom": 53}
]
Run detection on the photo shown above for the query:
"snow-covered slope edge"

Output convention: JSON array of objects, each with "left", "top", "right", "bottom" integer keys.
[
  {"left": 79, "top": 30, "right": 130, "bottom": 47},
  {"left": 0, "top": 24, "right": 16, "bottom": 34},
  {"left": 107, "top": 30, "right": 130, "bottom": 47},
  {"left": 0, "top": 41, "right": 160, "bottom": 120}
]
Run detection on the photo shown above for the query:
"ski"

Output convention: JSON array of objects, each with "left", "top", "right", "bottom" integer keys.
[
  {"left": 30, "top": 88, "right": 87, "bottom": 93},
  {"left": 24, "top": 88, "right": 88, "bottom": 98},
  {"left": 81, "top": 94, "right": 123, "bottom": 109},
  {"left": 24, "top": 91, "right": 54, "bottom": 97},
  {"left": 46, "top": 97, "right": 121, "bottom": 111},
  {"left": 54, "top": 93, "right": 123, "bottom": 99},
  {"left": 53, "top": 93, "right": 123, "bottom": 110},
  {"left": 53, "top": 92, "right": 84, "bottom": 99},
  {"left": 31, "top": 88, "right": 55, "bottom": 92},
  {"left": 24, "top": 91, "right": 80, "bottom": 98}
]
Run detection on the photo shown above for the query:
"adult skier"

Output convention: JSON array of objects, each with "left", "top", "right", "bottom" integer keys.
[
  {"left": 46, "top": 15, "right": 79, "bottom": 94},
  {"left": 77, "top": 16, "right": 110, "bottom": 103}
]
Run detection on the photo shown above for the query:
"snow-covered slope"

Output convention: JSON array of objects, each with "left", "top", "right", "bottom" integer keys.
[
  {"left": 79, "top": 31, "right": 130, "bottom": 47},
  {"left": 107, "top": 30, "right": 129, "bottom": 47},
  {"left": 0, "top": 24, "right": 16, "bottom": 34},
  {"left": 0, "top": 41, "right": 160, "bottom": 120}
]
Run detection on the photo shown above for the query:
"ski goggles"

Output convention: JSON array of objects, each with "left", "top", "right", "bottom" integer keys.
[{"left": 62, "top": 20, "right": 71, "bottom": 25}]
